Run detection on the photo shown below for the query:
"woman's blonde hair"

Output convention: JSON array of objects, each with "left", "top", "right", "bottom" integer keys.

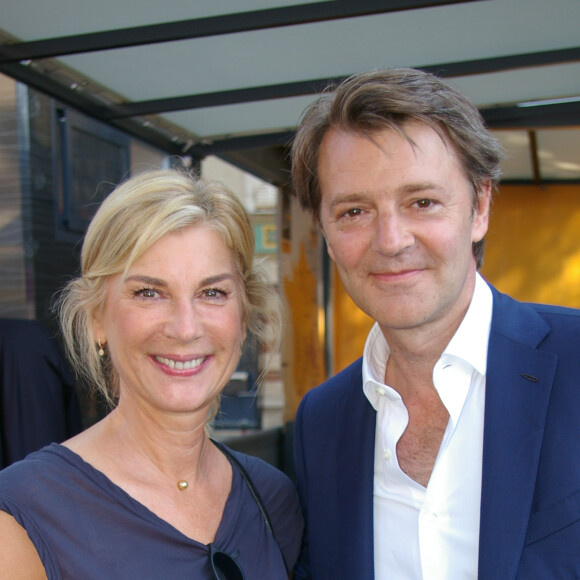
[{"left": 56, "top": 169, "right": 282, "bottom": 407}]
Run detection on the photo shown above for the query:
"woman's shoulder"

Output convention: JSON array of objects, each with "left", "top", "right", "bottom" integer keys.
[
  {"left": 0, "top": 443, "right": 112, "bottom": 512},
  {"left": 0, "top": 444, "right": 72, "bottom": 489}
]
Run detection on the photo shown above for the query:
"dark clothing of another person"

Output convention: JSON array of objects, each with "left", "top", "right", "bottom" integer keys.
[{"left": 0, "top": 319, "right": 82, "bottom": 468}]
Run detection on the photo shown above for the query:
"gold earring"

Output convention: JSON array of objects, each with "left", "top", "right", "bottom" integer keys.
[{"left": 98, "top": 340, "right": 105, "bottom": 357}]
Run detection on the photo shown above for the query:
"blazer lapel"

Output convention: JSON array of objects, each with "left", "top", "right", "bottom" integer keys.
[
  {"left": 336, "top": 367, "right": 377, "bottom": 580},
  {"left": 478, "top": 289, "right": 557, "bottom": 580}
]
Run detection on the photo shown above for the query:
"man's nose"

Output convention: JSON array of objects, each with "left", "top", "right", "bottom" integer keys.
[{"left": 372, "top": 212, "right": 414, "bottom": 256}]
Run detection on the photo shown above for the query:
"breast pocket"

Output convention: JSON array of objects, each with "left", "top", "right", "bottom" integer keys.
[{"left": 517, "top": 487, "right": 580, "bottom": 579}]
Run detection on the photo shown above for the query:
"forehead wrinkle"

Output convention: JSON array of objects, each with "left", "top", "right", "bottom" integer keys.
[{"left": 399, "top": 181, "right": 445, "bottom": 194}]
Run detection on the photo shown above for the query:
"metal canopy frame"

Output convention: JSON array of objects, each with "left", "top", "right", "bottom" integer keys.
[
  {"left": 1, "top": 0, "right": 580, "bottom": 183},
  {"left": 0, "top": 1, "right": 480, "bottom": 62}
]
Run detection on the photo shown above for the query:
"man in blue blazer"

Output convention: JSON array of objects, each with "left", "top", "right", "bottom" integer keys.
[{"left": 290, "top": 68, "right": 580, "bottom": 579}]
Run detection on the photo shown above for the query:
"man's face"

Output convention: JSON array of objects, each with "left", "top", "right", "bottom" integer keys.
[{"left": 318, "top": 122, "right": 490, "bottom": 339}]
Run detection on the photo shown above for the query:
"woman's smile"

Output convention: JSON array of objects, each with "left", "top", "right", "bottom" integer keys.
[
  {"left": 94, "top": 225, "right": 245, "bottom": 415},
  {"left": 154, "top": 355, "right": 207, "bottom": 371}
]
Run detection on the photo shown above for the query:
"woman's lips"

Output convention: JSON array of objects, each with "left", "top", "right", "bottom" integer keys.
[{"left": 153, "top": 355, "right": 207, "bottom": 371}]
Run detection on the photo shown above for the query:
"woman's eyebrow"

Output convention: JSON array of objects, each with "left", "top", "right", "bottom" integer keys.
[
  {"left": 124, "top": 273, "right": 236, "bottom": 286},
  {"left": 124, "top": 275, "right": 166, "bottom": 286},
  {"left": 199, "top": 274, "right": 236, "bottom": 286}
]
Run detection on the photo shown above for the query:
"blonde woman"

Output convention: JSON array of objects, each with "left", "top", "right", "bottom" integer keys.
[{"left": 0, "top": 169, "right": 303, "bottom": 579}]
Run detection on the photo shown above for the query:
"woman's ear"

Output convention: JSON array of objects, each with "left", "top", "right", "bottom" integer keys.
[{"left": 90, "top": 309, "right": 106, "bottom": 349}]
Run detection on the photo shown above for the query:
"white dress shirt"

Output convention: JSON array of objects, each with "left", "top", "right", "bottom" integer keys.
[{"left": 362, "top": 273, "right": 493, "bottom": 579}]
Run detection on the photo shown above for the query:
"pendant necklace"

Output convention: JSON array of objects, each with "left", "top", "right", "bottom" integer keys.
[{"left": 176, "top": 437, "right": 208, "bottom": 491}]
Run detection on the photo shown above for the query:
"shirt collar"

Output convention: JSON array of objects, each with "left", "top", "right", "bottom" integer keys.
[
  {"left": 443, "top": 272, "right": 492, "bottom": 377},
  {"left": 362, "top": 273, "right": 493, "bottom": 410},
  {"left": 362, "top": 323, "right": 393, "bottom": 409}
]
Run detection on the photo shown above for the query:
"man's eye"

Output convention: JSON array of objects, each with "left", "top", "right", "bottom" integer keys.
[
  {"left": 415, "top": 199, "right": 433, "bottom": 209},
  {"left": 343, "top": 208, "right": 363, "bottom": 218}
]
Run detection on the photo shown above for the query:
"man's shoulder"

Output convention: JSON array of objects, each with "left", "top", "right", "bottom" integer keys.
[
  {"left": 302, "top": 357, "right": 364, "bottom": 403},
  {"left": 491, "top": 285, "right": 580, "bottom": 317},
  {"left": 490, "top": 286, "right": 580, "bottom": 342},
  {"left": 296, "top": 357, "right": 371, "bottom": 432},
  {"left": 528, "top": 301, "right": 580, "bottom": 321}
]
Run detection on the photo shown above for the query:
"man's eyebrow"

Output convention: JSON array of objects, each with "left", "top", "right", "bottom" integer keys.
[{"left": 327, "top": 192, "right": 370, "bottom": 210}]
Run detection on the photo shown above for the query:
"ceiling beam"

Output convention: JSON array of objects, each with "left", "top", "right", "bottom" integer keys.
[
  {"left": 188, "top": 100, "right": 580, "bottom": 157},
  {"left": 421, "top": 46, "right": 580, "bottom": 77},
  {"left": 0, "top": 60, "right": 186, "bottom": 155},
  {"left": 102, "top": 46, "right": 580, "bottom": 119},
  {"left": 0, "top": 0, "right": 482, "bottom": 63},
  {"left": 103, "top": 78, "right": 334, "bottom": 119},
  {"left": 4, "top": 46, "right": 578, "bottom": 161},
  {"left": 219, "top": 147, "right": 292, "bottom": 188},
  {"left": 189, "top": 131, "right": 295, "bottom": 156},
  {"left": 481, "top": 100, "right": 580, "bottom": 128}
]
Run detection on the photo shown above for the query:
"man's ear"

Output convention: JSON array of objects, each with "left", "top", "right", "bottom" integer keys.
[{"left": 472, "top": 179, "right": 492, "bottom": 243}]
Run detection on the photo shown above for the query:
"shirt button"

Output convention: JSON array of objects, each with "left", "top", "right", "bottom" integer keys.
[
  {"left": 383, "top": 449, "right": 392, "bottom": 461},
  {"left": 377, "top": 387, "right": 386, "bottom": 396}
]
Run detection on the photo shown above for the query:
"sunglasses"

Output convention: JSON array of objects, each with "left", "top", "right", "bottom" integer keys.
[{"left": 209, "top": 543, "right": 245, "bottom": 580}]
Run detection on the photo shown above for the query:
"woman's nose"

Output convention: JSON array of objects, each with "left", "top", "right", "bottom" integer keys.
[{"left": 164, "top": 300, "right": 203, "bottom": 342}]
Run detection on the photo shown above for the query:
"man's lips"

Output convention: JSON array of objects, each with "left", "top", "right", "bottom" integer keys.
[{"left": 372, "top": 268, "right": 421, "bottom": 281}]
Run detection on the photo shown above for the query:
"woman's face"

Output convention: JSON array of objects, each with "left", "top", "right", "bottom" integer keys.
[{"left": 94, "top": 225, "right": 245, "bottom": 418}]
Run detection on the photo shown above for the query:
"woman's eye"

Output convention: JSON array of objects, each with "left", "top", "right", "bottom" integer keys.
[
  {"left": 203, "top": 287, "right": 229, "bottom": 301},
  {"left": 135, "top": 288, "right": 158, "bottom": 299}
]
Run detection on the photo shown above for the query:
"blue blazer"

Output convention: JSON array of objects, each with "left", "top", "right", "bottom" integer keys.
[{"left": 293, "top": 286, "right": 580, "bottom": 579}]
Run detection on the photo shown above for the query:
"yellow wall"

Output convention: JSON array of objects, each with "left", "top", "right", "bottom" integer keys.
[
  {"left": 481, "top": 183, "right": 580, "bottom": 308},
  {"left": 332, "top": 271, "right": 374, "bottom": 374},
  {"left": 280, "top": 192, "right": 327, "bottom": 419},
  {"left": 331, "top": 183, "right": 580, "bottom": 374}
]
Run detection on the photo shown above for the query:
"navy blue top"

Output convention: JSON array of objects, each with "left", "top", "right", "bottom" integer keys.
[{"left": 0, "top": 442, "right": 303, "bottom": 579}]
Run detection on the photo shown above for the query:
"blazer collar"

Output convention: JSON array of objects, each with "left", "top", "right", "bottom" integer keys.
[{"left": 336, "top": 360, "right": 377, "bottom": 580}]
